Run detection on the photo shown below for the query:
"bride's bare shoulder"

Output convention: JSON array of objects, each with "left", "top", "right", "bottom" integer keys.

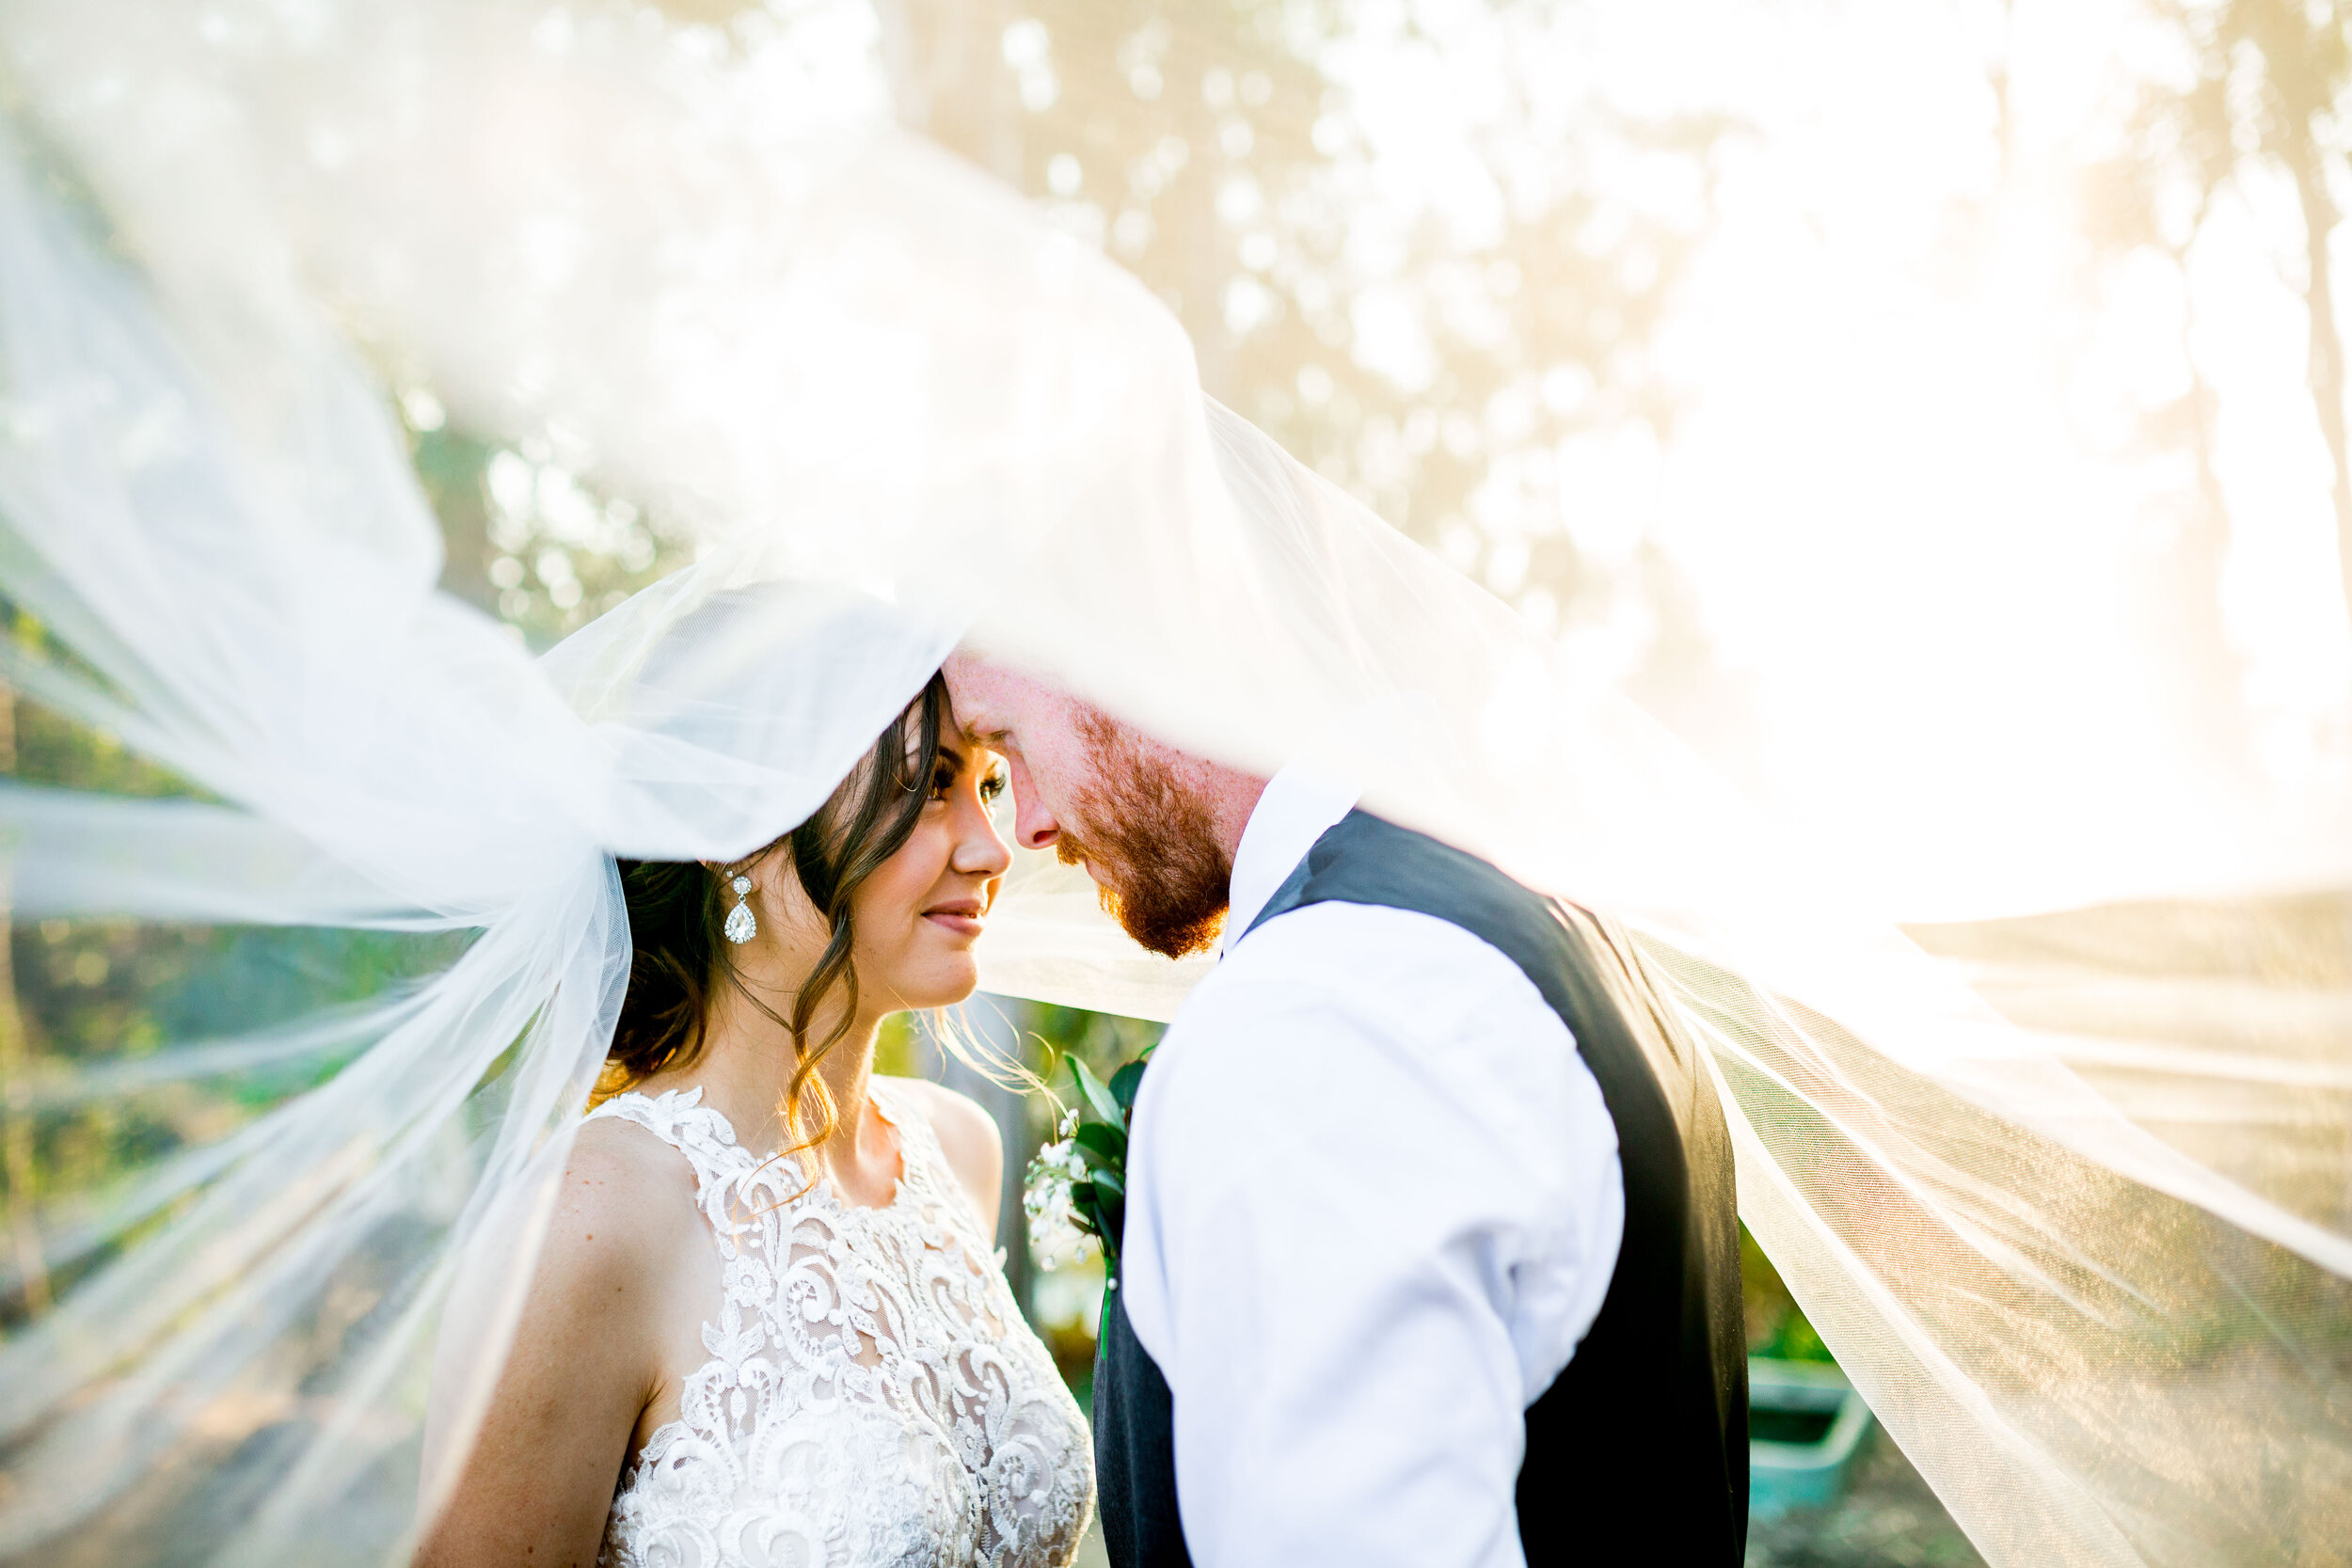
[
  {"left": 423, "top": 1112, "right": 705, "bottom": 1470},
  {"left": 419, "top": 1114, "right": 709, "bottom": 1563},
  {"left": 887, "top": 1077, "right": 1001, "bottom": 1157},
  {"left": 549, "top": 1115, "right": 704, "bottom": 1275},
  {"left": 454, "top": 1114, "right": 707, "bottom": 1358},
  {"left": 884, "top": 1078, "right": 1005, "bottom": 1230},
  {"left": 447, "top": 1114, "right": 699, "bottom": 1316}
]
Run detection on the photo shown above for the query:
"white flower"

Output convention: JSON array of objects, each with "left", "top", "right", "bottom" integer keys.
[{"left": 1024, "top": 1114, "right": 1095, "bottom": 1267}]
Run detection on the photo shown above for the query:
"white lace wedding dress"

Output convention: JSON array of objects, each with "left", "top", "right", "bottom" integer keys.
[{"left": 582, "top": 1079, "right": 1095, "bottom": 1568}]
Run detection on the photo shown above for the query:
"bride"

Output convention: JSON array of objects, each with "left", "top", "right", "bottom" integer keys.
[{"left": 417, "top": 670, "right": 1094, "bottom": 1568}]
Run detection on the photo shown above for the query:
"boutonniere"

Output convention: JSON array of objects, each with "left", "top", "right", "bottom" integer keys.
[{"left": 1024, "top": 1048, "right": 1151, "bottom": 1270}]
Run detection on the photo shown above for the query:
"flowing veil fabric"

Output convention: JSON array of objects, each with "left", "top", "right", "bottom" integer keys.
[{"left": 0, "top": 4, "right": 2345, "bottom": 1565}]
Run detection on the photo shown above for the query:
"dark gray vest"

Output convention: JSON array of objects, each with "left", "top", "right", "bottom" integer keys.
[{"left": 1092, "top": 810, "right": 1748, "bottom": 1566}]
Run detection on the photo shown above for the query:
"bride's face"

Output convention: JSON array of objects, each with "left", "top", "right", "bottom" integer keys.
[{"left": 845, "top": 736, "right": 1012, "bottom": 1010}]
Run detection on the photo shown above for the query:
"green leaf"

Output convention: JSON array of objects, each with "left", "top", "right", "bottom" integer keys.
[
  {"left": 1073, "top": 1120, "right": 1127, "bottom": 1164},
  {"left": 1071, "top": 1055, "right": 1123, "bottom": 1128},
  {"left": 1089, "top": 1167, "right": 1125, "bottom": 1202},
  {"left": 1109, "top": 1059, "right": 1147, "bottom": 1115}
]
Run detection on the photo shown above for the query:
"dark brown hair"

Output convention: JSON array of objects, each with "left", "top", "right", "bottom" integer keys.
[{"left": 596, "top": 672, "right": 955, "bottom": 1170}]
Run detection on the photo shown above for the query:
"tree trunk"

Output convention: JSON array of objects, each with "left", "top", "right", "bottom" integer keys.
[
  {"left": 2283, "top": 113, "right": 2352, "bottom": 628},
  {"left": 2169, "top": 313, "right": 2259, "bottom": 784},
  {"left": 421, "top": 431, "right": 500, "bottom": 616}
]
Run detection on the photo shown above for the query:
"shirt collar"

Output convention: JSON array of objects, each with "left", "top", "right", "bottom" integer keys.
[{"left": 1222, "top": 759, "right": 1360, "bottom": 957}]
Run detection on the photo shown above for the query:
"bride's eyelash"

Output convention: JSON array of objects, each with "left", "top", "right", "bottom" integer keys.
[{"left": 929, "top": 762, "right": 1007, "bottom": 803}]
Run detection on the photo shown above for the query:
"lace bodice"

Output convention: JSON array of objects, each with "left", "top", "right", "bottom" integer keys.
[{"left": 584, "top": 1080, "right": 1094, "bottom": 1568}]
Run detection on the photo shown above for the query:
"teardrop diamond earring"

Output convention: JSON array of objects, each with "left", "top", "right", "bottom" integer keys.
[{"left": 723, "top": 874, "right": 757, "bottom": 944}]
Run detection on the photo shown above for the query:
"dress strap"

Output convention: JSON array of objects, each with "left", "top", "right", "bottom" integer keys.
[
  {"left": 868, "top": 1077, "right": 998, "bottom": 1241},
  {"left": 584, "top": 1086, "right": 755, "bottom": 1203}
]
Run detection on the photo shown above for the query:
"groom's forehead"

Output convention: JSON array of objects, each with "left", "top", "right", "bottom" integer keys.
[
  {"left": 946, "top": 659, "right": 1060, "bottom": 735},
  {"left": 946, "top": 676, "right": 1009, "bottom": 735}
]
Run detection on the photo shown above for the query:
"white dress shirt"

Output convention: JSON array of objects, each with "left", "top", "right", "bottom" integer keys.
[{"left": 1117, "top": 763, "right": 1627, "bottom": 1568}]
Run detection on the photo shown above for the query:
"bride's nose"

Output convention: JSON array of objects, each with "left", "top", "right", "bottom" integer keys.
[{"left": 952, "top": 798, "right": 1013, "bottom": 878}]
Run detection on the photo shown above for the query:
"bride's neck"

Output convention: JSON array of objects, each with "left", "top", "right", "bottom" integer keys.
[{"left": 681, "top": 975, "right": 890, "bottom": 1170}]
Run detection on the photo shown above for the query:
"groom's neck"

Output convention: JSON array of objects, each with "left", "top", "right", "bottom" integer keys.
[{"left": 1194, "top": 760, "right": 1268, "bottom": 871}]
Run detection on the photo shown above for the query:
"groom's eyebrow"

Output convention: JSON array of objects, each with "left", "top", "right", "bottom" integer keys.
[{"left": 934, "top": 738, "right": 1004, "bottom": 776}]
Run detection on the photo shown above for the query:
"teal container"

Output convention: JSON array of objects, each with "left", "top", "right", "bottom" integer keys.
[{"left": 1748, "top": 1357, "right": 1873, "bottom": 1519}]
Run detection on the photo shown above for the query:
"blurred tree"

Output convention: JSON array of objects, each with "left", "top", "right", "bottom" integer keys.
[
  {"left": 2122, "top": 0, "right": 2352, "bottom": 626},
  {"left": 2078, "top": 100, "right": 2260, "bottom": 783},
  {"left": 0, "top": 608, "right": 465, "bottom": 1331},
  {"left": 395, "top": 389, "right": 687, "bottom": 652},
  {"left": 0, "top": 633, "right": 217, "bottom": 1329},
  {"left": 2066, "top": 0, "right": 2352, "bottom": 781},
  {"left": 418, "top": 420, "right": 501, "bottom": 619},
  {"left": 874, "top": 0, "right": 1744, "bottom": 726}
]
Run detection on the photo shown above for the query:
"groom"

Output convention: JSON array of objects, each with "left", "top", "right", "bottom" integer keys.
[{"left": 944, "top": 658, "right": 1748, "bottom": 1568}]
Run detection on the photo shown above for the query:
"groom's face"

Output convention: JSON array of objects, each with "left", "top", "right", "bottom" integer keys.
[{"left": 942, "top": 656, "right": 1232, "bottom": 959}]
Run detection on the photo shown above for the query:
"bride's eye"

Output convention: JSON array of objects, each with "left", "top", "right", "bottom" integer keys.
[
  {"left": 979, "top": 770, "right": 1008, "bottom": 803},
  {"left": 929, "top": 762, "right": 957, "bottom": 801}
]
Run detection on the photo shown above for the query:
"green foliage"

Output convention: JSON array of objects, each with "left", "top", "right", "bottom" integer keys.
[
  {"left": 2, "top": 604, "right": 211, "bottom": 801},
  {"left": 872, "top": 1010, "right": 924, "bottom": 1079},
  {"left": 1107, "top": 1056, "right": 1147, "bottom": 1116},
  {"left": 9, "top": 919, "right": 463, "bottom": 1177},
  {"left": 1023, "top": 1003, "right": 1163, "bottom": 1140},
  {"left": 1742, "top": 1223, "right": 1836, "bottom": 1365},
  {"left": 1070, "top": 1054, "right": 1126, "bottom": 1128},
  {"left": 393, "top": 394, "right": 691, "bottom": 653},
  {"left": 1056, "top": 1048, "right": 1147, "bottom": 1263},
  {"left": 0, "top": 670, "right": 470, "bottom": 1328}
]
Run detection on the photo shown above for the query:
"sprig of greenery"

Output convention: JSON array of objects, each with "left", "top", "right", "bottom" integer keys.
[{"left": 1024, "top": 1047, "right": 1151, "bottom": 1267}]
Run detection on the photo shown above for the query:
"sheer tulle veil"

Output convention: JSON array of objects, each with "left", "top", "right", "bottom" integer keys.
[{"left": 0, "top": 3, "right": 2345, "bottom": 1564}]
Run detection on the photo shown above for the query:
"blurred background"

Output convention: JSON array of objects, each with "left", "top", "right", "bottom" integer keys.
[{"left": 8, "top": 2, "right": 2350, "bottom": 1562}]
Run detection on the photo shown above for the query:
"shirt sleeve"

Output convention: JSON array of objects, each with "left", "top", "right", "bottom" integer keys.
[{"left": 1118, "top": 902, "right": 1622, "bottom": 1568}]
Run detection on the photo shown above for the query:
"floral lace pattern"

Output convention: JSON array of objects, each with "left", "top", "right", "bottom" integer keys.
[{"left": 586, "top": 1080, "right": 1094, "bottom": 1568}]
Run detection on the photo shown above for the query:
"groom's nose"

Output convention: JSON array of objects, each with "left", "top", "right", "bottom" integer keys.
[{"left": 1008, "top": 756, "right": 1059, "bottom": 852}]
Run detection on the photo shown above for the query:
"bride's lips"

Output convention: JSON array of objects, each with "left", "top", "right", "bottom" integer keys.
[{"left": 922, "top": 898, "right": 985, "bottom": 938}]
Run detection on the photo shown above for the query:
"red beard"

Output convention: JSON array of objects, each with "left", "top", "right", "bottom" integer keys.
[{"left": 1056, "top": 708, "right": 1232, "bottom": 960}]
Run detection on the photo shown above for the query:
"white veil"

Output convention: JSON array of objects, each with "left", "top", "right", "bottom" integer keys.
[{"left": 0, "top": 4, "right": 2345, "bottom": 1565}]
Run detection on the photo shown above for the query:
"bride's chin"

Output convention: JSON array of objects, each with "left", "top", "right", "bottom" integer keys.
[{"left": 893, "top": 957, "right": 980, "bottom": 1012}]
